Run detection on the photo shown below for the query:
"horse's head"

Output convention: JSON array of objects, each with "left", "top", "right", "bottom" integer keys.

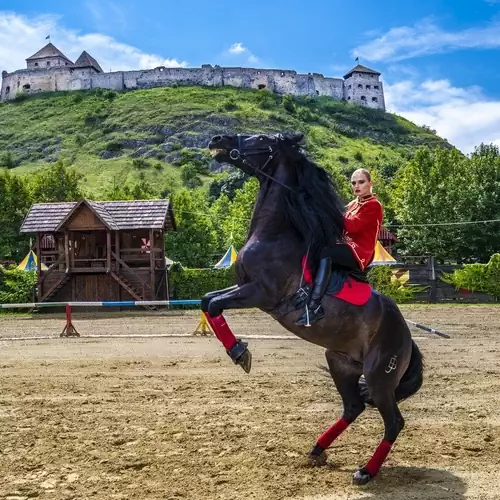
[{"left": 208, "top": 132, "right": 304, "bottom": 177}]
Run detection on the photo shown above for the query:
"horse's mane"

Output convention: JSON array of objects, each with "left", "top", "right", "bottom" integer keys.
[{"left": 277, "top": 137, "right": 346, "bottom": 265}]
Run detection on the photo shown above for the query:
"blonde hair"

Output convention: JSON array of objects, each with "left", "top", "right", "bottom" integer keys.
[{"left": 352, "top": 168, "right": 372, "bottom": 182}]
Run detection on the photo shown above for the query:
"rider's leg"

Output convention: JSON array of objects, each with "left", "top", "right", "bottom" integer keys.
[
  {"left": 295, "top": 244, "right": 360, "bottom": 326},
  {"left": 295, "top": 255, "right": 332, "bottom": 326}
]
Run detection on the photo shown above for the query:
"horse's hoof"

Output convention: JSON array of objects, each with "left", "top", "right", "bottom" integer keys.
[
  {"left": 308, "top": 450, "right": 327, "bottom": 467},
  {"left": 236, "top": 349, "right": 252, "bottom": 374},
  {"left": 352, "top": 468, "right": 372, "bottom": 486}
]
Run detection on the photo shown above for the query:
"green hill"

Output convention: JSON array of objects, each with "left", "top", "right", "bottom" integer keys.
[{"left": 0, "top": 86, "right": 451, "bottom": 197}]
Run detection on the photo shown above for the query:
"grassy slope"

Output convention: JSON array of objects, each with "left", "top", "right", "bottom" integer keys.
[{"left": 0, "top": 86, "right": 451, "bottom": 196}]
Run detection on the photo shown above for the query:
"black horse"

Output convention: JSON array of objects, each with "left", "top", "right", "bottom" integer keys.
[{"left": 202, "top": 132, "right": 424, "bottom": 486}]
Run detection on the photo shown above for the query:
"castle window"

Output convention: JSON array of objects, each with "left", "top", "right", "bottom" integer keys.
[
  {"left": 34, "top": 62, "right": 38, "bottom": 67},
  {"left": 360, "top": 95, "right": 366, "bottom": 101},
  {"left": 374, "top": 85, "right": 379, "bottom": 90},
  {"left": 358, "top": 84, "right": 362, "bottom": 88},
  {"left": 65, "top": 62, "right": 68, "bottom": 66},
  {"left": 348, "top": 84, "right": 351, "bottom": 89},
  {"left": 23, "top": 83, "right": 31, "bottom": 90},
  {"left": 366, "top": 85, "right": 371, "bottom": 89},
  {"left": 372, "top": 97, "right": 378, "bottom": 102},
  {"left": 47, "top": 61, "right": 50, "bottom": 66},
  {"left": 5, "top": 86, "right": 10, "bottom": 94},
  {"left": 347, "top": 96, "right": 351, "bottom": 100}
]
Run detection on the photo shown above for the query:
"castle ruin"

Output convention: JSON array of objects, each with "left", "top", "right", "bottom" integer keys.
[{"left": 1, "top": 43, "right": 385, "bottom": 110}]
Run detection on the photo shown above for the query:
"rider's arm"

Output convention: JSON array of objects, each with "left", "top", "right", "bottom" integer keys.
[{"left": 344, "top": 201, "right": 383, "bottom": 235}]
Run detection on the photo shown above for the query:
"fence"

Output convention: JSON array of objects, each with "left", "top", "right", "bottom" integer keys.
[{"left": 395, "top": 256, "right": 497, "bottom": 303}]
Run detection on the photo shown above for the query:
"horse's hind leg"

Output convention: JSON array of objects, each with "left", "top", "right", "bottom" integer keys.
[
  {"left": 352, "top": 369, "right": 405, "bottom": 485},
  {"left": 309, "top": 349, "right": 365, "bottom": 466}
]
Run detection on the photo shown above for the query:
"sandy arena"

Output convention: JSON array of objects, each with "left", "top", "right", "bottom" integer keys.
[{"left": 1, "top": 305, "right": 499, "bottom": 499}]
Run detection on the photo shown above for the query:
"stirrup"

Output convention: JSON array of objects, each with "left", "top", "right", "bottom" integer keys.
[{"left": 295, "top": 303, "right": 324, "bottom": 327}]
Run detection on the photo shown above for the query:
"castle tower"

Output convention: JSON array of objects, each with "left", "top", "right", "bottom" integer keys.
[
  {"left": 73, "top": 51, "right": 103, "bottom": 73},
  {"left": 343, "top": 64, "right": 385, "bottom": 110},
  {"left": 25, "top": 42, "right": 74, "bottom": 70}
]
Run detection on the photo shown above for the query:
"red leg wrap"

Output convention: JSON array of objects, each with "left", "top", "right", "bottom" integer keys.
[
  {"left": 203, "top": 312, "right": 237, "bottom": 351},
  {"left": 364, "top": 440, "right": 393, "bottom": 477},
  {"left": 317, "top": 418, "right": 350, "bottom": 449}
]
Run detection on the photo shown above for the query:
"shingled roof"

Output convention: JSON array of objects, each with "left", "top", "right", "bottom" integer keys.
[
  {"left": 343, "top": 64, "right": 381, "bottom": 79},
  {"left": 20, "top": 199, "right": 176, "bottom": 233},
  {"left": 74, "top": 51, "right": 103, "bottom": 73},
  {"left": 26, "top": 43, "right": 74, "bottom": 65}
]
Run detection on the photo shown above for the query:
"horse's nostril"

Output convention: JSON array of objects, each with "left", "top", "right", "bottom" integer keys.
[{"left": 212, "top": 135, "right": 222, "bottom": 143}]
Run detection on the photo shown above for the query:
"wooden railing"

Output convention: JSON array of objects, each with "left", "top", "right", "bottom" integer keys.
[{"left": 111, "top": 252, "right": 151, "bottom": 292}]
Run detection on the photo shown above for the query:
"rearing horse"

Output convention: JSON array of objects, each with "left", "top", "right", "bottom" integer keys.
[{"left": 202, "top": 132, "right": 424, "bottom": 486}]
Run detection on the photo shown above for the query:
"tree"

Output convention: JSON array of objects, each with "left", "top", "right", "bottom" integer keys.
[
  {"left": 164, "top": 189, "right": 218, "bottom": 267},
  {"left": 391, "top": 147, "right": 471, "bottom": 261},
  {"left": 458, "top": 143, "right": 500, "bottom": 262},
  {"left": 224, "top": 178, "right": 259, "bottom": 250},
  {"left": 30, "top": 160, "right": 84, "bottom": 202},
  {"left": 390, "top": 145, "right": 500, "bottom": 263},
  {"left": 0, "top": 170, "right": 32, "bottom": 260}
]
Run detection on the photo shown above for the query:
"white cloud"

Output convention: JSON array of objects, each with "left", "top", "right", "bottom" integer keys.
[
  {"left": 0, "top": 11, "right": 187, "bottom": 73},
  {"left": 353, "top": 18, "right": 500, "bottom": 62},
  {"left": 225, "top": 42, "right": 260, "bottom": 65},
  {"left": 385, "top": 78, "right": 500, "bottom": 153},
  {"left": 228, "top": 42, "right": 246, "bottom": 55}
]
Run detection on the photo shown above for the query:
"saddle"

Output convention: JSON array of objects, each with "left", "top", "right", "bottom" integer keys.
[{"left": 273, "top": 264, "right": 372, "bottom": 319}]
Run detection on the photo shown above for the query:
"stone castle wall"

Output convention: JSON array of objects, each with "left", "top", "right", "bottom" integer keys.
[{"left": 1, "top": 64, "right": 383, "bottom": 110}]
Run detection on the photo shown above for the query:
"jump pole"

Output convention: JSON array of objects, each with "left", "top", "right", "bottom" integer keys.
[
  {"left": 405, "top": 319, "right": 450, "bottom": 339},
  {"left": 0, "top": 300, "right": 450, "bottom": 339}
]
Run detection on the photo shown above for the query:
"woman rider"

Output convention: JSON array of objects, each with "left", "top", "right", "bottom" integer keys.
[{"left": 295, "top": 168, "right": 384, "bottom": 326}]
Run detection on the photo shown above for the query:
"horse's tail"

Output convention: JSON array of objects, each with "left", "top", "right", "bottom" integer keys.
[
  {"left": 359, "top": 340, "right": 424, "bottom": 407},
  {"left": 394, "top": 340, "right": 424, "bottom": 403}
]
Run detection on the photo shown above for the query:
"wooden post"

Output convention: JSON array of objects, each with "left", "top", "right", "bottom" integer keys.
[
  {"left": 149, "top": 228, "right": 155, "bottom": 299},
  {"left": 160, "top": 229, "right": 166, "bottom": 300},
  {"left": 64, "top": 231, "right": 69, "bottom": 272},
  {"left": 35, "top": 233, "right": 41, "bottom": 301},
  {"left": 106, "top": 230, "right": 111, "bottom": 272},
  {"left": 115, "top": 231, "right": 120, "bottom": 271},
  {"left": 428, "top": 255, "right": 437, "bottom": 304}
]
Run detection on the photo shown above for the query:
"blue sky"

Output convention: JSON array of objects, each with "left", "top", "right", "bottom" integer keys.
[{"left": 2, "top": 0, "right": 500, "bottom": 152}]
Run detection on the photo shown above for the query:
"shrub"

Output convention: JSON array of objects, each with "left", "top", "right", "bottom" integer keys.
[
  {"left": 256, "top": 90, "right": 277, "bottom": 110},
  {"left": 282, "top": 95, "right": 296, "bottom": 114},
  {"left": 0, "top": 266, "right": 37, "bottom": 305},
  {"left": 219, "top": 98, "right": 238, "bottom": 111},
  {"left": 354, "top": 151, "right": 364, "bottom": 162},
  {"left": 441, "top": 253, "right": 500, "bottom": 299},
  {"left": 74, "top": 133, "right": 86, "bottom": 147},
  {"left": 367, "top": 265, "right": 424, "bottom": 303},
  {"left": 0, "top": 151, "right": 16, "bottom": 169},
  {"left": 132, "top": 158, "right": 148, "bottom": 169}
]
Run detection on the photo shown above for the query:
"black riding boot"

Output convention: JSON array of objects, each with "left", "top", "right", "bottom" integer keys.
[{"left": 295, "top": 256, "right": 332, "bottom": 326}]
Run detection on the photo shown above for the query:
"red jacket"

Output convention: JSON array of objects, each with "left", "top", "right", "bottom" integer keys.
[{"left": 343, "top": 194, "right": 383, "bottom": 270}]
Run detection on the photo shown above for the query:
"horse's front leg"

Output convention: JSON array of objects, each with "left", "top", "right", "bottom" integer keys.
[{"left": 201, "top": 282, "right": 265, "bottom": 373}]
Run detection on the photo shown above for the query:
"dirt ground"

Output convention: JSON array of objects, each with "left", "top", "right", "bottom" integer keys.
[{"left": 0, "top": 305, "right": 499, "bottom": 500}]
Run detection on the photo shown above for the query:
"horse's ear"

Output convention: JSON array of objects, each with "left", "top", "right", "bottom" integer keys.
[{"left": 282, "top": 133, "right": 304, "bottom": 145}]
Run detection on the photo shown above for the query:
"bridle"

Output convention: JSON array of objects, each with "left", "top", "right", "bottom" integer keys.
[{"left": 228, "top": 134, "right": 295, "bottom": 193}]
